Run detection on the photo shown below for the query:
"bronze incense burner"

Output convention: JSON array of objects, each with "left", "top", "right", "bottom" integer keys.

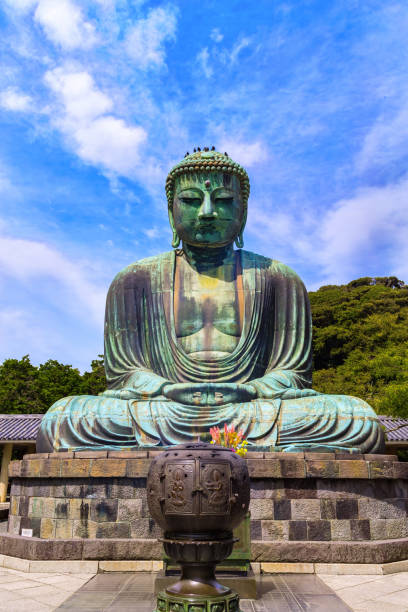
[{"left": 147, "top": 442, "right": 250, "bottom": 612}]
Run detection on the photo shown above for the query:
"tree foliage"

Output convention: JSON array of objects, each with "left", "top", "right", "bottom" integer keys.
[
  {"left": 310, "top": 277, "right": 408, "bottom": 417},
  {"left": 0, "top": 355, "right": 105, "bottom": 414}
]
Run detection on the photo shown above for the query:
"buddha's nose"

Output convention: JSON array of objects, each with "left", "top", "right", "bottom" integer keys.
[{"left": 198, "top": 193, "right": 218, "bottom": 219}]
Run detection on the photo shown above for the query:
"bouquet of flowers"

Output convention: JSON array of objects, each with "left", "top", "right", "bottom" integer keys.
[{"left": 209, "top": 423, "right": 248, "bottom": 457}]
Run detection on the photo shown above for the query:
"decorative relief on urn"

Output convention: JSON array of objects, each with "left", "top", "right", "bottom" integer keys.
[
  {"left": 164, "top": 463, "right": 194, "bottom": 514},
  {"left": 200, "top": 463, "right": 231, "bottom": 515}
]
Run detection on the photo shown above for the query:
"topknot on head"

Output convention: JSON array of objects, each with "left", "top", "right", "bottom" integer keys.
[{"left": 165, "top": 149, "right": 250, "bottom": 210}]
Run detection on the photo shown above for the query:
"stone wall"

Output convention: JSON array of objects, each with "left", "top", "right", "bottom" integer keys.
[
  {"left": 8, "top": 450, "right": 154, "bottom": 540},
  {"left": 8, "top": 476, "right": 158, "bottom": 540},
  {"left": 4, "top": 450, "right": 408, "bottom": 563},
  {"left": 250, "top": 476, "right": 408, "bottom": 542}
]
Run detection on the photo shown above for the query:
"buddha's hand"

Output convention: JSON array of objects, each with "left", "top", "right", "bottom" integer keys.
[
  {"left": 162, "top": 382, "right": 257, "bottom": 406},
  {"left": 280, "top": 388, "right": 322, "bottom": 400}
]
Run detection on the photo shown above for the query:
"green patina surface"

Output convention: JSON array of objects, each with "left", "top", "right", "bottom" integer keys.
[
  {"left": 37, "top": 150, "right": 385, "bottom": 454},
  {"left": 155, "top": 591, "right": 240, "bottom": 612},
  {"left": 164, "top": 513, "right": 251, "bottom": 574}
]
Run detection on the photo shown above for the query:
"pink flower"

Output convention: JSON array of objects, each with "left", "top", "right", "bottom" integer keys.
[{"left": 208, "top": 423, "right": 247, "bottom": 454}]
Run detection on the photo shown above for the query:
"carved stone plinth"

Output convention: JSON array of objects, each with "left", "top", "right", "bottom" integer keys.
[{"left": 4, "top": 450, "right": 408, "bottom": 566}]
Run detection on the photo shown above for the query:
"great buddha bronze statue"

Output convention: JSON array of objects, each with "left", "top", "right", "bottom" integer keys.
[{"left": 37, "top": 150, "right": 385, "bottom": 453}]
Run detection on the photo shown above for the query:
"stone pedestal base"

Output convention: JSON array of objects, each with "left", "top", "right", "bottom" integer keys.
[{"left": 5, "top": 451, "right": 408, "bottom": 565}]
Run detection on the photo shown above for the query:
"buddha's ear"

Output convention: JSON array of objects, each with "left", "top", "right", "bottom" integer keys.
[
  {"left": 168, "top": 207, "right": 180, "bottom": 248},
  {"left": 235, "top": 208, "right": 247, "bottom": 249}
]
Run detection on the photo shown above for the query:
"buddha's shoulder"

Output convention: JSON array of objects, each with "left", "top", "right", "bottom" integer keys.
[
  {"left": 241, "top": 250, "right": 304, "bottom": 282},
  {"left": 111, "top": 251, "right": 173, "bottom": 283}
]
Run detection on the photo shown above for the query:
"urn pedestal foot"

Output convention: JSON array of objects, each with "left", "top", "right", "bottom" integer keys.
[
  {"left": 156, "top": 536, "right": 242, "bottom": 612},
  {"left": 155, "top": 590, "right": 241, "bottom": 612}
]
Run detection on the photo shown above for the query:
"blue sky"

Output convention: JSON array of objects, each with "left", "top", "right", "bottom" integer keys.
[{"left": 0, "top": 0, "right": 407, "bottom": 371}]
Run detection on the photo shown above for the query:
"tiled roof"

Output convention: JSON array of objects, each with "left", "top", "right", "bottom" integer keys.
[
  {"left": 0, "top": 414, "right": 43, "bottom": 441},
  {"left": 379, "top": 415, "right": 408, "bottom": 442}
]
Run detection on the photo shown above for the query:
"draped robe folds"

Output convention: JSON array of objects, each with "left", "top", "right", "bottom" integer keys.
[{"left": 37, "top": 250, "right": 385, "bottom": 453}]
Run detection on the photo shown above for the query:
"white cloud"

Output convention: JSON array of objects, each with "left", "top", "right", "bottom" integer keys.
[
  {"left": 210, "top": 28, "right": 223, "bottom": 43},
  {"left": 92, "top": 0, "right": 118, "bottom": 7},
  {"left": 0, "top": 235, "right": 105, "bottom": 323},
  {"left": 317, "top": 178, "right": 408, "bottom": 283},
  {"left": 44, "top": 69, "right": 112, "bottom": 121},
  {"left": 0, "top": 87, "right": 32, "bottom": 112},
  {"left": 247, "top": 177, "right": 408, "bottom": 287},
  {"left": 0, "top": 298, "right": 103, "bottom": 372},
  {"left": 0, "top": 308, "right": 56, "bottom": 365},
  {"left": 0, "top": 232, "right": 105, "bottom": 369},
  {"left": 357, "top": 97, "right": 408, "bottom": 173},
  {"left": 218, "top": 139, "right": 267, "bottom": 167},
  {"left": 229, "top": 37, "right": 251, "bottom": 64},
  {"left": 44, "top": 67, "right": 147, "bottom": 176},
  {"left": 197, "top": 36, "right": 251, "bottom": 78},
  {"left": 34, "top": 0, "right": 98, "bottom": 50},
  {"left": 246, "top": 200, "right": 314, "bottom": 270},
  {"left": 249, "top": 209, "right": 293, "bottom": 242},
  {"left": 125, "top": 6, "right": 177, "bottom": 70},
  {"left": 197, "top": 47, "right": 213, "bottom": 79},
  {"left": 2, "top": 0, "right": 36, "bottom": 14},
  {"left": 75, "top": 115, "right": 146, "bottom": 174},
  {"left": 143, "top": 227, "right": 159, "bottom": 239}
]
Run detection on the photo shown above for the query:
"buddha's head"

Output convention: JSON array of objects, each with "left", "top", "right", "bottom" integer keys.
[{"left": 166, "top": 149, "right": 250, "bottom": 249}]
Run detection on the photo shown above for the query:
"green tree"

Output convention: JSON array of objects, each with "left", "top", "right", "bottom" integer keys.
[
  {"left": 0, "top": 355, "right": 106, "bottom": 414},
  {"left": 310, "top": 278, "right": 408, "bottom": 417},
  {"left": 0, "top": 355, "right": 42, "bottom": 414},
  {"left": 36, "top": 360, "right": 83, "bottom": 408},
  {"left": 80, "top": 356, "right": 106, "bottom": 396}
]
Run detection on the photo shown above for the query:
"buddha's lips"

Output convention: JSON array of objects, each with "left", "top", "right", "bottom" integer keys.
[{"left": 196, "top": 222, "right": 217, "bottom": 229}]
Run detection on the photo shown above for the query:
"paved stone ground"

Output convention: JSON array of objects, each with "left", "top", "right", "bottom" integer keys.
[
  {"left": 57, "top": 573, "right": 352, "bottom": 611},
  {"left": 0, "top": 568, "right": 407, "bottom": 610},
  {"left": 0, "top": 566, "right": 94, "bottom": 610},
  {"left": 319, "top": 572, "right": 408, "bottom": 611}
]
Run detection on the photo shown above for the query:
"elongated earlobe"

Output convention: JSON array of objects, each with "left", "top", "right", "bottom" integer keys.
[
  {"left": 235, "top": 209, "right": 247, "bottom": 249},
  {"left": 235, "top": 232, "right": 244, "bottom": 249},
  {"left": 168, "top": 208, "right": 180, "bottom": 248},
  {"left": 172, "top": 230, "right": 180, "bottom": 248}
]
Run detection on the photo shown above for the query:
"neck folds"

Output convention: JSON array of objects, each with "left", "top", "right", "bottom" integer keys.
[{"left": 181, "top": 242, "right": 235, "bottom": 271}]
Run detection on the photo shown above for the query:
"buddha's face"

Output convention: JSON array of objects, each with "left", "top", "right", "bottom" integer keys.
[{"left": 171, "top": 171, "right": 245, "bottom": 248}]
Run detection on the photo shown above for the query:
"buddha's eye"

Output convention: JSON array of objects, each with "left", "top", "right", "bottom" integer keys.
[
  {"left": 181, "top": 197, "right": 201, "bottom": 206},
  {"left": 215, "top": 197, "right": 233, "bottom": 205}
]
